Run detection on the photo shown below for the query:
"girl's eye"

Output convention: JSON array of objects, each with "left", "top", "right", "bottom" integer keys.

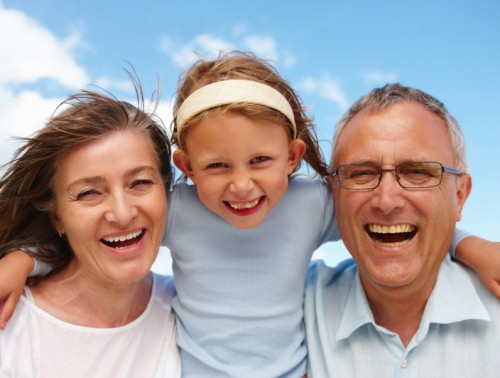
[
  {"left": 251, "top": 156, "right": 270, "bottom": 164},
  {"left": 206, "top": 162, "right": 227, "bottom": 169}
]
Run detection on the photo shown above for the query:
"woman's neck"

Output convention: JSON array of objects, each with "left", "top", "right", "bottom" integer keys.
[{"left": 30, "top": 264, "right": 153, "bottom": 328}]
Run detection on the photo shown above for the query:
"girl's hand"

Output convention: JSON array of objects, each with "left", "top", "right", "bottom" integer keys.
[
  {"left": 0, "top": 250, "right": 34, "bottom": 329},
  {"left": 455, "top": 236, "right": 500, "bottom": 300}
]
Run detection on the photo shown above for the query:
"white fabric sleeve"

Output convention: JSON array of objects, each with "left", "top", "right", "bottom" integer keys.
[
  {"left": 450, "top": 228, "right": 472, "bottom": 258},
  {"left": 15, "top": 246, "right": 53, "bottom": 277},
  {"left": 30, "top": 257, "right": 52, "bottom": 277}
]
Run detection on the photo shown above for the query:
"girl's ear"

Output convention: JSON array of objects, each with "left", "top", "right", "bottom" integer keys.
[
  {"left": 173, "top": 149, "right": 195, "bottom": 180},
  {"left": 287, "top": 139, "right": 307, "bottom": 174}
]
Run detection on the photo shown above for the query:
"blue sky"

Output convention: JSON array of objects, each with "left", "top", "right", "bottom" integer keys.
[{"left": 1, "top": 0, "right": 498, "bottom": 274}]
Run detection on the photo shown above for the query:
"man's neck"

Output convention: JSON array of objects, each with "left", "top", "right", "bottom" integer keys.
[{"left": 362, "top": 277, "right": 437, "bottom": 347}]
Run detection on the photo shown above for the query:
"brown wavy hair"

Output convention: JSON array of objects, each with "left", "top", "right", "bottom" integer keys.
[{"left": 171, "top": 51, "right": 328, "bottom": 178}]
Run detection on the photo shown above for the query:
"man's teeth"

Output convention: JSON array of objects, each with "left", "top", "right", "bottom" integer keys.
[
  {"left": 228, "top": 198, "right": 260, "bottom": 210},
  {"left": 102, "top": 230, "right": 143, "bottom": 243},
  {"left": 368, "top": 224, "right": 415, "bottom": 234},
  {"left": 368, "top": 224, "right": 416, "bottom": 247}
]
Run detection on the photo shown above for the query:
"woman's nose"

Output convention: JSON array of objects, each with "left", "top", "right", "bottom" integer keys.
[{"left": 104, "top": 192, "right": 138, "bottom": 225}]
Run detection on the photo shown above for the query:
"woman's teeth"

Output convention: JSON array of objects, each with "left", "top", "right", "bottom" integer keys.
[{"left": 102, "top": 230, "right": 143, "bottom": 248}]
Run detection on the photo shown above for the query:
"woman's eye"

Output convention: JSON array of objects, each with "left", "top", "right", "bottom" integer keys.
[
  {"left": 131, "top": 179, "right": 154, "bottom": 190},
  {"left": 76, "top": 189, "right": 100, "bottom": 200}
]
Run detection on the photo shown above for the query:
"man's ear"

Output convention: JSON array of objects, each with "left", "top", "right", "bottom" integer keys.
[
  {"left": 455, "top": 174, "right": 472, "bottom": 221},
  {"left": 173, "top": 149, "right": 195, "bottom": 180},
  {"left": 286, "top": 139, "right": 307, "bottom": 174}
]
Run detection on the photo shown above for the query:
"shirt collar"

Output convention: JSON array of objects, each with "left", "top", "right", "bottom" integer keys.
[{"left": 336, "top": 255, "right": 490, "bottom": 342}]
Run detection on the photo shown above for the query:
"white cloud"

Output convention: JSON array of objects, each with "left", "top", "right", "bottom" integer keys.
[
  {"left": 232, "top": 23, "right": 247, "bottom": 38},
  {"left": 159, "top": 34, "right": 235, "bottom": 68},
  {"left": 363, "top": 70, "right": 398, "bottom": 85},
  {"left": 312, "top": 242, "right": 351, "bottom": 267},
  {"left": 160, "top": 32, "right": 296, "bottom": 69},
  {"left": 95, "top": 76, "right": 135, "bottom": 94},
  {"left": 243, "top": 35, "right": 279, "bottom": 62},
  {"left": 281, "top": 51, "right": 297, "bottom": 69},
  {"left": 0, "top": 87, "right": 62, "bottom": 165},
  {"left": 300, "top": 75, "right": 349, "bottom": 109},
  {"left": 0, "top": 3, "right": 89, "bottom": 88},
  {"left": 0, "top": 3, "right": 92, "bottom": 166}
]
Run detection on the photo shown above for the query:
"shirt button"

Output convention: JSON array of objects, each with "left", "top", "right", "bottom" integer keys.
[{"left": 401, "top": 359, "right": 408, "bottom": 368}]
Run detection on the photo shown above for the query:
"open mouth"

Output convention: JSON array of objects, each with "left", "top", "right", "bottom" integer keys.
[
  {"left": 366, "top": 224, "right": 417, "bottom": 247},
  {"left": 101, "top": 229, "right": 145, "bottom": 249},
  {"left": 224, "top": 196, "right": 264, "bottom": 212}
]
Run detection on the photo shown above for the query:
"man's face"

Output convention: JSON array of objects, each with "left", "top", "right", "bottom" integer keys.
[{"left": 332, "top": 102, "right": 471, "bottom": 298}]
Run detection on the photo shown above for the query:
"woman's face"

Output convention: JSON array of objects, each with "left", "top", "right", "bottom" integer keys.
[{"left": 50, "top": 130, "right": 167, "bottom": 285}]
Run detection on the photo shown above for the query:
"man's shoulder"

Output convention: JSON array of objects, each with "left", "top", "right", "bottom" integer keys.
[
  {"left": 464, "top": 265, "right": 500, "bottom": 313},
  {"left": 305, "top": 259, "right": 357, "bottom": 300}
]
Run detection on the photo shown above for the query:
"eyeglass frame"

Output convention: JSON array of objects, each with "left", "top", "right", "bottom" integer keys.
[{"left": 330, "top": 161, "right": 462, "bottom": 190}]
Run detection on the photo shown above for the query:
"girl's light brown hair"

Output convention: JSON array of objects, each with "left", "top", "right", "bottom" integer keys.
[{"left": 172, "top": 51, "right": 328, "bottom": 178}]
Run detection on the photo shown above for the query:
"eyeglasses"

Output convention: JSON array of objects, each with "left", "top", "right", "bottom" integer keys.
[{"left": 331, "top": 161, "right": 462, "bottom": 190}]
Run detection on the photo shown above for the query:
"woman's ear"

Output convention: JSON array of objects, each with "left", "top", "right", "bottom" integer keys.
[
  {"left": 287, "top": 139, "right": 307, "bottom": 174},
  {"left": 48, "top": 209, "right": 64, "bottom": 237},
  {"left": 173, "top": 149, "right": 195, "bottom": 180}
]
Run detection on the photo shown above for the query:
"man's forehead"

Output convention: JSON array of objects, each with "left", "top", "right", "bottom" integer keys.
[{"left": 334, "top": 102, "right": 454, "bottom": 165}]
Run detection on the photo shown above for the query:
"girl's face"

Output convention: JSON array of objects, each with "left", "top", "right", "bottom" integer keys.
[
  {"left": 174, "top": 111, "right": 306, "bottom": 229},
  {"left": 50, "top": 130, "right": 167, "bottom": 285}
]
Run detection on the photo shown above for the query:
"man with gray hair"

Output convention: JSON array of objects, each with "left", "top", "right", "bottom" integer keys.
[{"left": 304, "top": 83, "right": 500, "bottom": 377}]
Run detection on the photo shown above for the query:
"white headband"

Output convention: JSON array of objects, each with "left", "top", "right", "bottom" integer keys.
[{"left": 176, "top": 79, "right": 297, "bottom": 143}]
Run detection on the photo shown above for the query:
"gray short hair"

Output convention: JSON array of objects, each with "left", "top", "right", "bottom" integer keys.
[{"left": 330, "top": 83, "right": 467, "bottom": 172}]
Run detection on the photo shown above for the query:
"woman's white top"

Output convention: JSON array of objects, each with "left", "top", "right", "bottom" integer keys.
[{"left": 0, "top": 273, "right": 180, "bottom": 378}]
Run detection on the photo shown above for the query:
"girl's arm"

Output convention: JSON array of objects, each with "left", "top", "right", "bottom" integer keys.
[
  {"left": 455, "top": 236, "right": 500, "bottom": 299},
  {"left": 0, "top": 250, "right": 34, "bottom": 329}
]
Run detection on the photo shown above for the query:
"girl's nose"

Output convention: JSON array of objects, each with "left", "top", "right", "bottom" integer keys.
[{"left": 228, "top": 171, "right": 255, "bottom": 195}]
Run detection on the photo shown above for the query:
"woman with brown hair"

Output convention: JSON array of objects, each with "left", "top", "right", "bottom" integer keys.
[{"left": 0, "top": 82, "right": 180, "bottom": 377}]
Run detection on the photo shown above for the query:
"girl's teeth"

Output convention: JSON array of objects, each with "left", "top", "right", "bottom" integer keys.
[{"left": 228, "top": 198, "right": 260, "bottom": 210}]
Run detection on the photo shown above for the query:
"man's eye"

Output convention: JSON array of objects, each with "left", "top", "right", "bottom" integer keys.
[
  {"left": 349, "top": 169, "right": 378, "bottom": 179},
  {"left": 407, "top": 169, "right": 431, "bottom": 176}
]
